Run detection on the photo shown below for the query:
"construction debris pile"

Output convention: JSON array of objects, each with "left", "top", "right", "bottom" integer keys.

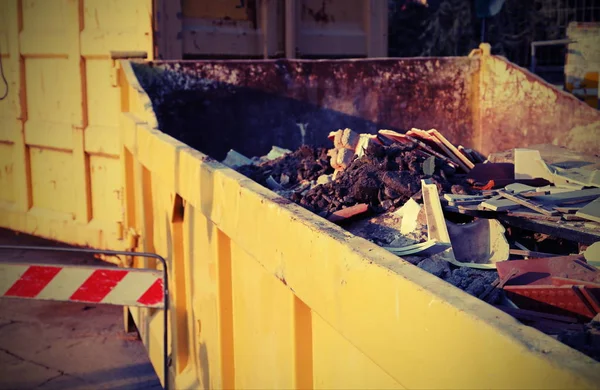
[{"left": 229, "top": 127, "right": 600, "bottom": 362}]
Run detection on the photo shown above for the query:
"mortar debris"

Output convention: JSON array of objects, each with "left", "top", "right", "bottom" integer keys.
[
  {"left": 239, "top": 142, "right": 469, "bottom": 217},
  {"left": 297, "top": 142, "right": 469, "bottom": 216},
  {"left": 237, "top": 146, "right": 332, "bottom": 188}
]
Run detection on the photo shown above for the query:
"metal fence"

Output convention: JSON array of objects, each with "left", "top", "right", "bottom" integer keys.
[{"left": 388, "top": 0, "right": 599, "bottom": 70}]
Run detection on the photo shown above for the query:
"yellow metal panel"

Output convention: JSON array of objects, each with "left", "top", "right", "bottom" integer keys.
[
  {"left": 23, "top": 58, "right": 76, "bottom": 135},
  {"left": 80, "top": 0, "right": 152, "bottom": 56},
  {"left": 24, "top": 121, "right": 73, "bottom": 150},
  {"left": 89, "top": 155, "right": 122, "bottom": 223},
  {"left": 85, "top": 125, "right": 121, "bottom": 156},
  {"left": 230, "top": 240, "right": 296, "bottom": 389},
  {"left": 0, "top": 0, "right": 153, "bottom": 249},
  {"left": 312, "top": 313, "right": 404, "bottom": 389},
  {"left": 190, "top": 211, "right": 223, "bottom": 389},
  {"left": 0, "top": 143, "right": 15, "bottom": 203},
  {"left": 29, "top": 147, "right": 75, "bottom": 217},
  {"left": 84, "top": 58, "right": 119, "bottom": 154}
]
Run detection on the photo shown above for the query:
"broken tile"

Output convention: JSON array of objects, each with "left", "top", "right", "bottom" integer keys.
[{"left": 327, "top": 203, "right": 370, "bottom": 224}]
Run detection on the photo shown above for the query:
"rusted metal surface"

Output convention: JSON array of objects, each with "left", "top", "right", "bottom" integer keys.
[
  {"left": 133, "top": 57, "right": 478, "bottom": 160},
  {"left": 477, "top": 55, "right": 600, "bottom": 157}
]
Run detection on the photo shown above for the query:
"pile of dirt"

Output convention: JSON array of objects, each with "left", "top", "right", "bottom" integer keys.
[
  {"left": 237, "top": 146, "right": 332, "bottom": 188},
  {"left": 293, "top": 142, "right": 469, "bottom": 215}
]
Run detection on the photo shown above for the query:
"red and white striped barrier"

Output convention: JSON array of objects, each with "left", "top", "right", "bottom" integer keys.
[{"left": 0, "top": 263, "right": 164, "bottom": 309}]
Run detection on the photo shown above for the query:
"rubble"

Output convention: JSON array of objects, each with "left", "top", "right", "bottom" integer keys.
[
  {"left": 237, "top": 145, "right": 332, "bottom": 189},
  {"left": 235, "top": 128, "right": 600, "bottom": 362}
]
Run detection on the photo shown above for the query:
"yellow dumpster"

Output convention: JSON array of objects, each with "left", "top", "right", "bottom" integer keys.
[
  {"left": 1, "top": 1, "right": 600, "bottom": 389},
  {"left": 111, "top": 46, "right": 599, "bottom": 389}
]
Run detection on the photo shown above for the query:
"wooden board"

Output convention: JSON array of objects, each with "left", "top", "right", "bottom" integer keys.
[
  {"left": 532, "top": 187, "right": 600, "bottom": 205},
  {"left": 378, "top": 130, "right": 460, "bottom": 169},
  {"left": 498, "top": 190, "right": 559, "bottom": 216},
  {"left": 427, "top": 129, "right": 475, "bottom": 170},
  {"left": 480, "top": 196, "right": 520, "bottom": 211},
  {"left": 407, "top": 128, "right": 468, "bottom": 170},
  {"left": 507, "top": 211, "right": 562, "bottom": 222}
]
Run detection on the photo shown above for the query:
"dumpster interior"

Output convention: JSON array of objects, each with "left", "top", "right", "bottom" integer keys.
[{"left": 133, "top": 60, "right": 600, "bottom": 362}]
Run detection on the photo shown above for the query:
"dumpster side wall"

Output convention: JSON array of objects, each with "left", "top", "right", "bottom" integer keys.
[
  {"left": 0, "top": 0, "right": 153, "bottom": 250},
  {"left": 476, "top": 52, "right": 600, "bottom": 157},
  {"left": 120, "top": 61, "right": 600, "bottom": 390},
  {"left": 134, "top": 57, "right": 479, "bottom": 161}
]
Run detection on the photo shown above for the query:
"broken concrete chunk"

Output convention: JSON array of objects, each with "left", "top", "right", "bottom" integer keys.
[
  {"left": 333, "top": 129, "right": 344, "bottom": 149},
  {"left": 417, "top": 256, "right": 451, "bottom": 279},
  {"left": 337, "top": 148, "right": 355, "bottom": 170},
  {"left": 355, "top": 134, "right": 378, "bottom": 158},
  {"left": 394, "top": 198, "right": 422, "bottom": 235},
  {"left": 341, "top": 128, "right": 360, "bottom": 150},
  {"left": 423, "top": 156, "right": 436, "bottom": 177},
  {"left": 222, "top": 149, "right": 253, "bottom": 168}
]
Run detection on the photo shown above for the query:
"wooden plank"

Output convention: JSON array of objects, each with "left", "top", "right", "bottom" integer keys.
[
  {"left": 498, "top": 190, "right": 559, "bottom": 216},
  {"left": 575, "top": 197, "right": 600, "bottom": 223},
  {"left": 553, "top": 205, "right": 586, "bottom": 214},
  {"left": 506, "top": 211, "right": 561, "bottom": 222},
  {"left": 562, "top": 214, "right": 588, "bottom": 221},
  {"left": 509, "top": 249, "right": 562, "bottom": 258},
  {"left": 407, "top": 128, "right": 466, "bottom": 169},
  {"left": 443, "top": 194, "right": 487, "bottom": 202},
  {"left": 378, "top": 130, "right": 460, "bottom": 170},
  {"left": 505, "top": 183, "right": 537, "bottom": 194},
  {"left": 427, "top": 129, "right": 475, "bottom": 170},
  {"left": 480, "top": 196, "right": 520, "bottom": 211},
  {"left": 533, "top": 187, "right": 600, "bottom": 205}
]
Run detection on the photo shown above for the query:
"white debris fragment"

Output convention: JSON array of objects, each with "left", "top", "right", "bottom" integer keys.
[{"left": 222, "top": 149, "right": 253, "bottom": 168}]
